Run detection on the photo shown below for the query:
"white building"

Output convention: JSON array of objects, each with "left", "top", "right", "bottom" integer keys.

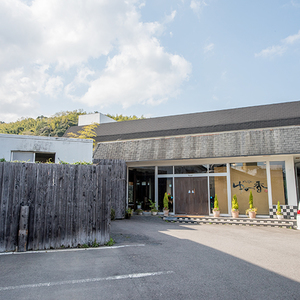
[{"left": 0, "top": 134, "right": 93, "bottom": 164}]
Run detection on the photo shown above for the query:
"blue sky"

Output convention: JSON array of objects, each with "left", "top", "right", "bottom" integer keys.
[{"left": 1, "top": 0, "right": 299, "bottom": 122}]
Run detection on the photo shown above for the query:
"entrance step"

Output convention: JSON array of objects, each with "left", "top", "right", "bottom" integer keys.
[{"left": 163, "top": 216, "right": 297, "bottom": 229}]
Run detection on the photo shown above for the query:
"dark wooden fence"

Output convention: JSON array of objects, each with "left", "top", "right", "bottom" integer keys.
[
  {"left": 0, "top": 162, "right": 114, "bottom": 252},
  {"left": 93, "top": 159, "right": 127, "bottom": 220}
]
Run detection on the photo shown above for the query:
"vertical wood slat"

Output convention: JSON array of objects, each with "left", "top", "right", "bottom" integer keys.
[{"left": 0, "top": 161, "right": 124, "bottom": 252}]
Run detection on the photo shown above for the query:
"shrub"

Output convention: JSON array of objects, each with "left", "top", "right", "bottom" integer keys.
[
  {"left": 213, "top": 195, "right": 219, "bottom": 211},
  {"left": 163, "top": 193, "right": 169, "bottom": 210},
  {"left": 125, "top": 208, "right": 132, "bottom": 219},
  {"left": 249, "top": 190, "right": 253, "bottom": 209},
  {"left": 232, "top": 194, "right": 239, "bottom": 211},
  {"left": 105, "top": 238, "right": 115, "bottom": 246},
  {"left": 276, "top": 201, "right": 282, "bottom": 215},
  {"left": 111, "top": 208, "right": 115, "bottom": 220}
]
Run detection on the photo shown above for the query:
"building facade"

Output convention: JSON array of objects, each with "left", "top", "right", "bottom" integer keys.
[
  {"left": 67, "top": 101, "right": 300, "bottom": 218},
  {"left": 0, "top": 134, "right": 93, "bottom": 164}
]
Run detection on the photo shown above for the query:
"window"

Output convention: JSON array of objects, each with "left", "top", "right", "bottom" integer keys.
[
  {"left": 230, "top": 162, "right": 269, "bottom": 215},
  {"left": 270, "top": 161, "right": 287, "bottom": 205},
  {"left": 11, "top": 151, "right": 55, "bottom": 163},
  {"left": 175, "top": 165, "right": 208, "bottom": 174}
]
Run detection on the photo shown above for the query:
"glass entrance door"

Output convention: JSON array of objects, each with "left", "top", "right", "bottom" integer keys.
[{"left": 128, "top": 167, "right": 155, "bottom": 210}]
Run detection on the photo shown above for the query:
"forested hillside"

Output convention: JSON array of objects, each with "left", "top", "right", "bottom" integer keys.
[{"left": 0, "top": 111, "right": 144, "bottom": 137}]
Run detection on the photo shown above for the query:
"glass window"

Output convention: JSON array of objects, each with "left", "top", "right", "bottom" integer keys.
[
  {"left": 209, "top": 164, "right": 227, "bottom": 173},
  {"left": 270, "top": 161, "right": 288, "bottom": 205},
  {"left": 158, "top": 166, "right": 173, "bottom": 174},
  {"left": 128, "top": 167, "right": 155, "bottom": 211},
  {"left": 12, "top": 151, "right": 34, "bottom": 162},
  {"left": 230, "top": 162, "right": 269, "bottom": 215},
  {"left": 175, "top": 165, "right": 208, "bottom": 174},
  {"left": 158, "top": 178, "right": 173, "bottom": 212},
  {"left": 209, "top": 176, "right": 228, "bottom": 214},
  {"left": 35, "top": 153, "right": 55, "bottom": 163}
]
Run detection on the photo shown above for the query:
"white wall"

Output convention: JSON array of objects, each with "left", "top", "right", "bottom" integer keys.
[
  {"left": 0, "top": 134, "right": 93, "bottom": 163},
  {"left": 78, "top": 113, "right": 116, "bottom": 126}
]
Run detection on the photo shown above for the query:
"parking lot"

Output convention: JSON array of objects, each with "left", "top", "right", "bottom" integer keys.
[{"left": 1, "top": 216, "right": 300, "bottom": 299}]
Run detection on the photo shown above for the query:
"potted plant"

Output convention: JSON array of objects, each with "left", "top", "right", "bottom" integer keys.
[
  {"left": 125, "top": 208, "right": 132, "bottom": 219},
  {"left": 135, "top": 208, "right": 143, "bottom": 215},
  {"left": 163, "top": 192, "right": 169, "bottom": 217},
  {"left": 276, "top": 201, "right": 283, "bottom": 219},
  {"left": 149, "top": 200, "right": 159, "bottom": 216},
  {"left": 231, "top": 194, "right": 239, "bottom": 218},
  {"left": 137, "top": 201, "right": 142, "bottom": 209},
  {"left": 212, "top": 194, "right": 220, "bottom": 217},
  {"left": 246, "top": 190, "right": 257, "bottom": 219}
]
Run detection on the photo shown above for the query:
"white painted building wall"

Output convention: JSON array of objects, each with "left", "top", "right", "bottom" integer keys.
[
  {"left": 0, "top": 134, "right": 93, "bottom": 163},
  {"left": 78, "top": 113, "right": 116, "bottom": 126}
]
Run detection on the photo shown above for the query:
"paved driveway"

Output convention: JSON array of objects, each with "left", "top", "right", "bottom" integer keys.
[{"left": 1, "top": 216, "right": 300, "bottom": 299}]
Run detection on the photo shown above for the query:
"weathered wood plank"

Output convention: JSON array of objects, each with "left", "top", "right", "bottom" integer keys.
[
  {"left": 0, "top": 161, "right": 124, "bottom": 252},
  {"left": 18, "top": 205, "right": 29, "bottom": 252}
]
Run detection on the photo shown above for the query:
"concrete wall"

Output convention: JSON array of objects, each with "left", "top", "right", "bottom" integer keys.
[
  {"left": 93, "top": 126, "right": 300, "bottom": 162},
  {"left": 0, "top": 134, "right": 93, "bottom": 163},
  {"left": 78, "top": 113, "right": 116, "bottom": 126}
]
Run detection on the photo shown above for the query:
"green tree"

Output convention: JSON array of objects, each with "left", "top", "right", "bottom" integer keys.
[
  {"left": 67, "top": 123, "right": 97, "bottom": 148},
  {"left": 106, "top": 113, "right": 145, "bottom": 122}
]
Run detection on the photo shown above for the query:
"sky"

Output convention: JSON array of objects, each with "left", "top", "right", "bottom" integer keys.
[{"left": 0, "top": 0, "right": 300, "bottom": 123}]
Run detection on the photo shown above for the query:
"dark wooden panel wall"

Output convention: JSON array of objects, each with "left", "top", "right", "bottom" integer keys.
[
  {"left": 0, "top": 162, "right": 112, "bottom": 252},
  {"left": 93, "top": 159, "right": 127, "bottom": 220}
]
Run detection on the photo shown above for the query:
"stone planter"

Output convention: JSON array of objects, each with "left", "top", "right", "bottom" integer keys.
[
  {"left": 249, "top": 211, "right": 256, "bottom": 219},
  {"left": 213, "top": 210, "right": 220, "bottom": 217},
  {"left": 151, "top": 211, "right": 158, "bottom": 216},
  {"left": 232, "top": 210, "right": 239, "bottom": 218},
  {"left": 277, "top": 214, "right": 284, "bottom": 220},
  {"left": 163, "top": 209, "right": 169, "bottom": 217}
]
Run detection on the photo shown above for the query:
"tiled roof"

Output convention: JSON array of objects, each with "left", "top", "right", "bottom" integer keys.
[{"left": 64, "top": 101, "right": 300, "bottom": 142}]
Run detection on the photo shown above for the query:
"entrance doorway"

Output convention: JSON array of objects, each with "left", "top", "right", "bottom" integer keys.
[
  {"left": 128, "top": 167, "right": 155, "bottom": 210},
  {"left": 175, "top": 177, "right": 208, "bottom": 215},
  {"left": 295, "top": 162, "right": 300, "bottom": 203}
]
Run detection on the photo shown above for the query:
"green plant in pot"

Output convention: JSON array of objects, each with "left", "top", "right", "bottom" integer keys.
[
  {"left": 163, "top": 192, "right": 169, "bottom": 217},
  {"left": 246, "top": 191, "right": 257, "bottom": 219},
  {"left": 276, "top": 201, "right": 283, "bottom": 219},
  {"left": 149, "top": 199, "right": 159, "bottom": 215},
  {"left": 212, "top": 194, "right": 220, "bottom": 217},
  {"left": 231, "top": 194, "right": 239, "bottom": 218},
  {"left": 125, "top": 208, "right": 132, "bottom": 219},
  {"left": 135, "top": 208, "right": 143, "bottom": 215}
]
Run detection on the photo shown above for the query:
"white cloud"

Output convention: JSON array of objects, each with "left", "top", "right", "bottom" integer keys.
[
  {"left": 290, "top": 0, "right": 300, "bottom": 8},
  {"left": 164, "top": 10, "right": 177, "bottom": 24},
  {"left": 255, "top": 45, "right": 287, "bottom": 58},
  {"left": 283, "top": 29, "right": 300, "bottom": 44},
  {"left": 0, "top": 0, "right": 190, "bottom": 122},
  {"left": 0, "top": 65, "right": 48, "bottom": 122},
  {"left": 255, "top": 29, "right": 300, "bottom": 58},
  {"left": 190, "top": 0, "right": 208, "bottom": 15},
  {"left": 44, "top": 76, "right": 64, "bottom": 97},
  {"left": 74, "top": 38, "right": 191, "bottom": 108},
  {"left": 203, "top": 43, "right": 214, "bottom": 53}
]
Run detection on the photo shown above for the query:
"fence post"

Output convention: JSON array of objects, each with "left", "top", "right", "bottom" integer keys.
[{"left": 18, "top": 206, "right": 29, "bottom": 252}]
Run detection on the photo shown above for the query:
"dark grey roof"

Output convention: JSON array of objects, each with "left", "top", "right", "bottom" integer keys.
[{"left": 64, "top": 101, "right": 300, "bottom": 142}]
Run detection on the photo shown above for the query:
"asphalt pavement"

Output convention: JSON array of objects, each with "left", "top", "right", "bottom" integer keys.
[{"left": 1, "top": 216, "right": 300, "bottom": 299}]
